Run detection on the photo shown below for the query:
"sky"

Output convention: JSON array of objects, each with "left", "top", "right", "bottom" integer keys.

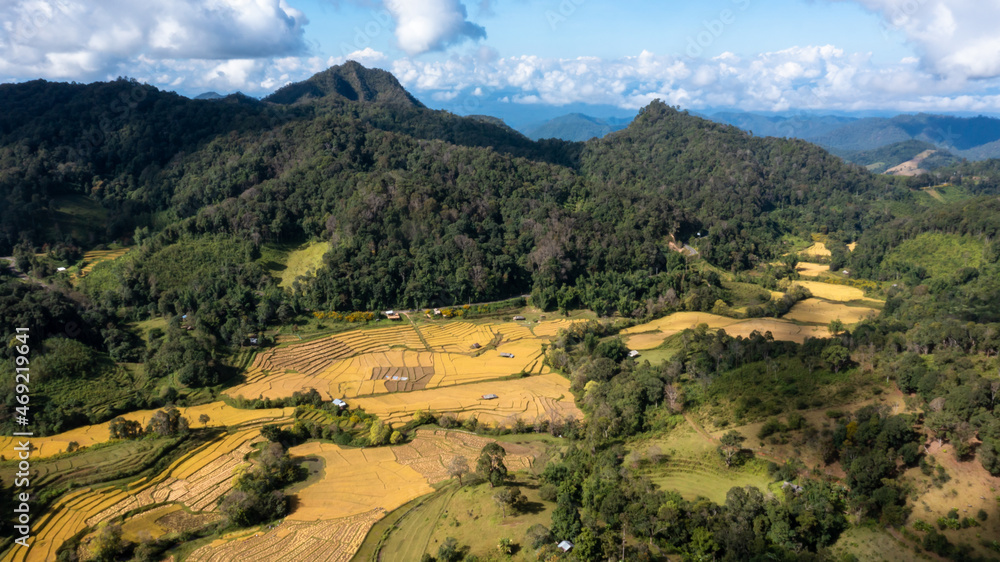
[{"left": 4, "top": 0, "right": 1000, "bottom": 124}]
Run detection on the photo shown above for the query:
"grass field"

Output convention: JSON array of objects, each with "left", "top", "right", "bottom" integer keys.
[{"left": 278, "top": 241, "right": 329, "bottom": 289}]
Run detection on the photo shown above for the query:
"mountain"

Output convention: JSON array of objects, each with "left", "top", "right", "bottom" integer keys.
[
  {"left": 194, "top": 91, "right": 224, "bottom": 100},
  {"left": 708, "top": 112, "right": 856, "bottom": 139},
  {"left": 712, "top": 111, "right": 1000, "bottom": 161},
  {"left": 264, "top": 60, "right": 424, "bottom": 107},
  {"left": 833, "top": 140, "right": 962, "bottom": 174},
  {"left": 521, "top": 113, "right": 632, "bottom": 141}
]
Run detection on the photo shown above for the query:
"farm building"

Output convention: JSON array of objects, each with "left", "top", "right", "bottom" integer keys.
[
  {"left": 499, "top": 352, "right": 515, "bottom": 358},
  {"left": 558, "top": 540, "right": 574, "bottom": 552},
  {"left": 482, "top": 394, "right": 498, "bottom": 400},
  {"left": 384, "top": 310, "right": 401, "bottom": 320},
  {"left": 628, "top": 350, "right": 640, "bottom": 358},
  {"left": 513, "top": 315, "right": 526, "bottom": 321},
  {"left": 471, "top": 343, "right": 482, "bottom": 349},
  {"left": 332, "top": 399, "right": 348, "bottom": 408},
  {"left": 56, "top": 267, "right": 66, "bottom": 272}
]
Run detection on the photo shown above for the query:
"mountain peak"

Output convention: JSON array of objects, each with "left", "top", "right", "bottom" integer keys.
[{"left": 264, "top": 61, "right": 424, "bottom": 108}]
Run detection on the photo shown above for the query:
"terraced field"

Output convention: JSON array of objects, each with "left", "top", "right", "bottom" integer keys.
[
  {"left": 0, "top": 403, "right": 292, "bottom": 459},
  {"left": 349, "top": 374, "right": 580, "bottom": 427},
  {"left": 188, "top": 430, "right": 533, "bottom": 562},
  {"left": 77, "top": 248, "right": 130, "bottom": 277},
  {"left": 6, "top": 429, "right": 264, "bottom": 562},
  {"left": 226, "top": 319, "right": 574, "bottom": 402},
  {"left": 623, "top": 280, "right": 883, "bottom": 349}
]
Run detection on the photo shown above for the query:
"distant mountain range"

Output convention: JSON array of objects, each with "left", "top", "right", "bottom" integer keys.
[
  {"left": 520, "top": 113, "right": 633, "bottom": 141},
  {"left": 707, "top": 112, "right": 1000, "bottom": 167}
]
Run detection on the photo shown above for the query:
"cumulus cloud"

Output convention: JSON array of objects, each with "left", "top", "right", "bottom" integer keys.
[
  {"left": 836, "top": 0, "right": 1000, "bottom": 79},
  {"left": 391, "top": 46, "right": 1000, "bottom": 113},
  {"left": 0, "top": 0, "right": 307, "bottom": 81},
  {"left": 384, "top": 0, "right": 485, "bottom": 55}
]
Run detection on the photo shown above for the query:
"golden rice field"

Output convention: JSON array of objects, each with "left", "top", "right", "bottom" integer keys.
[
  {"left": 719, "top": 318, "right": 827, "bottom": 344},
  {"left": 782, "top": 298, "right": 878, "bottom": 325},
  {"left": 622, "top": 312, "right": 742, "bottom": 350},
  {"left": 227, "top": 319, "right": 574, "bottom": 401},
  {"left": 77, "top": 248, "right": 129, "bottom": 276},
  {"left": 623, "top": 281, "right": 883, "bottom": 349},
  {"left": 791, "top": 280, "right": 868, "bottom": 302},
  {"left": 187, "top": 509, "right": 385, "bottom": 562},
  {"left": 0, "top": 403, "right": 292, "bottom": 459},
  {"left": 6, "top": 430, "right": 263, "bottom": 562},
  {"left": 349, "top": 373, "right": 581, "bottom": 427},
  {"left": 392, "top": 429, "right": 533, "bottom": 482},
  {"left": 795, "top": 261, "right": 830, "bottom": 277},
  {"left": 285, "top": 442, "right": 433, "bottom": 521},
  {"left": 187, "top": 430, "right": 533, "bottom": 562},
  {"left": 800, "top": 242, "right": 831, "bottom": 257}
]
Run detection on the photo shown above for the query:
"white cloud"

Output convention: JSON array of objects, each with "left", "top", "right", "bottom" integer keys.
[
  {"left": 0, "top": 0, "right": 307, "bottom": 81},
  {"left": 389, "top": 47, "right": 1000, "bottom": 114},
  {"left": 837, "top": 0, "right": 1000, "bottom": 79},
  {"left": 384, "top": 0, "right": 485, "bottom": 55}
]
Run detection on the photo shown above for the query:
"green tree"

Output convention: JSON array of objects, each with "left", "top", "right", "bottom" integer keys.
[
  {"left": 109, "top": 417, "right": 143, "bottom": 440},
  {"left": 437, "top": 537, "right": 462, "bottom": 562},
  {"left": 89, "top": 522, "right": 125, "bottom": 562},
  {"left": 477, "top": 442, "right": 508, "bottom": 488},
  {"left": 369, "top": 420, "right": 392, "bottom": 446},
  {"left": 718, "top": 430, "right": 746, "bottom": 468},
  {"left": 821, "top": 343, "right": 851, "bottom": 373},
  {"left": 493, "top": 486, "right": 526, "bottom": 519}
]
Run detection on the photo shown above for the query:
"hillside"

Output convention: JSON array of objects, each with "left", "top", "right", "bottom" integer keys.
[
  {"left": 521, "top": 112, "right": 632, "bottom": 141},
  {"left": 835, "top": 140, "right": 962, "bottom": 174}
]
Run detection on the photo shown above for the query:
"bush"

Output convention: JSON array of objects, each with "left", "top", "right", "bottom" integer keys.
[
  {"left": 539, "top": 483, "right": 558, "bottom": 502},
  {"left": 758, "top": 419, "right": 786, "bottom": 439}
]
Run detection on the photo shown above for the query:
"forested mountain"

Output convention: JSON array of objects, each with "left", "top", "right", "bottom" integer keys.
[
  {"left": 0, "top": 62, "right": 901, "bottom": 309},
  {"left": 264, "top": 61, "right": 424, "bottom": 107},
  {"left": 709, "top": 111, "right": 1000, "bottom": 161},
  {"left": 521, "top": 113, "right": 632, "bottom": 141},
  {"left": 708, "top": 111, "right": 856, "bottom": 140},
  {"left": 833, "top": 140, "right": 962, "bottom": 174}
]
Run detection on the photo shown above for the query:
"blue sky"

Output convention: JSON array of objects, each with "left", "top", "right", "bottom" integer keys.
[{"left": 3, "top": 0, "right": 1000, "bottom": 122}]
